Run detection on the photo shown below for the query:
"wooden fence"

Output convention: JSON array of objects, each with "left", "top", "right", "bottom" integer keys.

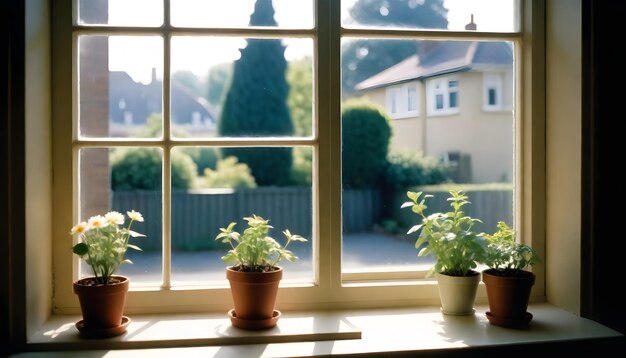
[{"left": 113, "top": 187, "right": 511, "bottom": 251}]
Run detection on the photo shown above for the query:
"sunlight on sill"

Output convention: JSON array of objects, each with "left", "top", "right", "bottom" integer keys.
[{"left": 22, "top": 303, "right": 623, "bottom": 357}]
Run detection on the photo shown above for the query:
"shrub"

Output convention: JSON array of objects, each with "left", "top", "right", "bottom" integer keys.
[
  {"left": 200, "top": 156, "right": 257, "bottom": 189},
  {"left": 182, "top": 147, "right": 220, "bottom": 175},
  {"left": 341, "top": 99, "right": 392, "bottom": 188},
  {"left": 383, "top": 149, "right": 449, "bottom": 189},
  {"left": 289, "top": 147, "right": 313, "bottom": 186},
  {"left": 111, "top": 148, "right": 197, "bottom": 190}
]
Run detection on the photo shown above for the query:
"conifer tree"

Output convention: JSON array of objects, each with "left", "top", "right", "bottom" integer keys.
[{"left": 219, "top": 0, "right": 293, "bottom": 186}]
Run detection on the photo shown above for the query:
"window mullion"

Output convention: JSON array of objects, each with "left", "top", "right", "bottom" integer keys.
[{"left": 161, "top": 0, "right": 172, "bottom": 289}]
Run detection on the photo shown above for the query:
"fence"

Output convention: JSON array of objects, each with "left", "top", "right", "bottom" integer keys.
[
  {"left": 112, "top": 188, "right": 381, "bottom": 251},
  {"left": 113, "top": 187, "right": 511, "bottom": 251}
]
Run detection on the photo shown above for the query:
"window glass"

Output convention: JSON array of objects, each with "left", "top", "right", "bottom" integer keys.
[
  {"left": 78, "top": 36, "right": 163, "bottom": 139},
  {"left": 169, "top": 146, "right": 314, "bottom": 285},
  {"left": 79, "top": 147, "right": 163, "bottom": 286},
  {"left": 171, "top": 0, "right": 314, "bottom": 29},
  {"left": 342, "top": 39, "right": 514, "bottom": 273},
  {"left": 170, "top": 36, "right": 314, "bottom": 138},
  {"left": 77, "top": 0, "right": 163, "bottom": 27},
  {"left": 342, "top": 0, "right": 518, "bottom": 32}
]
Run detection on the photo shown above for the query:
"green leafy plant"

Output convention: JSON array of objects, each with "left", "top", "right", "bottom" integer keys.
[
  {"left": 71, "top": 210, "right": 146, "bottom": 285},
  {"left": 482, "top": 221, "right": 541, "bottom": 276},
  {"left": 215, "top": 214, "right": 307, "bottom": 272},
  {"left": 402, "top": 190, "right": 486, "bottom": 277}
]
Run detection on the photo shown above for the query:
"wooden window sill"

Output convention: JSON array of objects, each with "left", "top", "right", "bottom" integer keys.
[{"left": 15, "top": 303, "right": 623, "bottom": 357}]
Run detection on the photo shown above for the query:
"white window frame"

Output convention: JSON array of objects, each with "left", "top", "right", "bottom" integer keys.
[
  {"left": 385, "top": 83, "right": 419, "bottom": 119},
  {"left": 50, "top": 0, "right": 543, "bottom": 315},
  {"left": 426, "top": 76, "right": 460, "bottom": 116}
]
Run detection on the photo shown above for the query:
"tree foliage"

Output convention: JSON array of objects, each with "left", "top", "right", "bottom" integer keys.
[
  {"left": 111, "top": 148, "right": 197, "bottom": 190},
  {"left": 341, "top": 99, "right": 392, "bottom": 188},
  {"left": 287, "top": 56, "right": 313, "bottom": 137},
  {"left": 206, "top": 63, "right": 232, "bottom": 106},
  {"left": 342, "top": 0, "right": 448, "bottom": 94},
  {"left": 219, "top": 0, "right": 293, "bottom": 186}
]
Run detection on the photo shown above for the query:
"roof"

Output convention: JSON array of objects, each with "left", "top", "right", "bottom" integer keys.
[{"left": 355, "top": 41, "right": 513, "bottom": 91}]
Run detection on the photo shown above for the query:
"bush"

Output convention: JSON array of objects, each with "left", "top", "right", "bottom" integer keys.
[
  {"left": 182, "top": 147, "right": 220, "bottom": 175},
  {"left": 111, "top": 148, "right": 197, "bottom": 190},
  {"left": 289, "top": 147, "right": 313, "bottom": 186},
  {"left": 341, "top": 99, "right": 392, "bottom": 188},
  {"left": 200, "top": 156, "right": 257, "bottom": 189},
  {"left": 382, "top": 149, "right": 449, "bottom": 189}
]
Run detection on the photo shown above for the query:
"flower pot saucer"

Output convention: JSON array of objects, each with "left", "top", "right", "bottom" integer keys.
[
  {"left": 75, "top": 316, "right": 130, "bottom": 338},
  {"left": 228, "top": 309, "right": 281, "bottom": 330},
  {"left": 486, "top": 311, "right": 532, "bottom": 329}
]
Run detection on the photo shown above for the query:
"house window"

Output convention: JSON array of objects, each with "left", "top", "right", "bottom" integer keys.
[
  {"left": 427, "top": 76, "right": 460, "bottom": 115},
  {"left": 386, "top": 83, "right": 419, "bottom": 119},
  {"left": 483, "top": 72, "right": 511, "bottom": 111},
  {"left": 52, "top": 0, "right": 533, "bottom": 313}
]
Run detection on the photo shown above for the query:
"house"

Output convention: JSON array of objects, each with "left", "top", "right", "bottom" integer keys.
[
  {"left": 109, "top": 69, "right": 217, "bottom": 137},
  {"left": 3, "top": 0, "right": 624, "bottom": 356},
  {"left": 355, "top": 40, "right": 514, "bottom": 183}
]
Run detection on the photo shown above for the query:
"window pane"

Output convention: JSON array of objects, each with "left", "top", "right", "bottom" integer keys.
[
  {"left": 449, "top": 91, "right": 458, "bottom": 108},
  {"left": 488, "top": 88, "right": 497, "bottom": 105},
  {"left": 79, "top": 148, "right": 163, "bottom": 285},
  {"left": 78, "top": 35, "right": 163, "bottom": 138},
  {"left": 170, "top": 146, "right": 314, "bottom": 284},
  {"left": 171, "top": 36, "right": 314, "bottom": 138},
  {"left": 342, "top": 39, "right": 514, "bottom": 273},
  {"left": 342, "top": 0, "right": 517, "bottom": 32},
  {"left": 171, "top": 0, "right": 314, "bottom": 29},
  {"left": 77, "top": 0, "right": 163, "bottom": 27}
]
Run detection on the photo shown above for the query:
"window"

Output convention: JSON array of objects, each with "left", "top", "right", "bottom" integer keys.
[
  {"left": 427, "top": 76, "right": 460, "bottom": 115},
  {"left": 385, "top": 83, "right": 419, "bottom": 119},
  {"left": 483, "top": 72, "right": 513, "bottom": 111},
  {"left": 51, "top": 0, "right": 537, "bottom": 314}
]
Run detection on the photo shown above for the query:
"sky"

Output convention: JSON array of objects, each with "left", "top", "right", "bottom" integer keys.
[{"left": 104, "top": 0, "right": 516, "bottom": 84}]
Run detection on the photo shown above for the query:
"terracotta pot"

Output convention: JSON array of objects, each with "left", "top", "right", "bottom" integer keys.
[
  {"left": 73, "top": 275, "right": 129, "bottom": 330},
  {"left": 226, "top": 266, "right": 282, "bottom": 329},
  {"left": 482, "top": 268, "right": 535, "bottom": 328},
  {"left": 435, "top": 271, "right": 480, "bottom": 315}
]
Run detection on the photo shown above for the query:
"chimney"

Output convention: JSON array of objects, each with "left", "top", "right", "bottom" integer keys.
[
  {"left": 465, "top": 14, "right": 477, "bottom": 31},
  {"left": 151, "top": 67, "right": 157, "bottom": 84}
]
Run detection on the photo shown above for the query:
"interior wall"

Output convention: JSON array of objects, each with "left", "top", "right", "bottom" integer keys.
[
  {"left": 25, "top": 0, "right": 52, "bottom": 338},
  {"left": 545, "top": 0, "right": 582, "bottom": 314}
]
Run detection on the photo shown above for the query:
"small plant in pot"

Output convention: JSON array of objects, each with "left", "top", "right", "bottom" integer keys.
[
  {"left": 481, "top": 221, "right": 541, "bottom": 328},
  {"left": 402, "top": 190, "right": 487, "bottom": 315},
  {"left": 215, "top": 214, "right": 307, "bottom": 330},
  {"left": 70, "top": 210, "right": 146, "bottom": 338}
]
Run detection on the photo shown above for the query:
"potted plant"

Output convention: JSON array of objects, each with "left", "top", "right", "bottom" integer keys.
[
  {"left": 402, "top": 190, "right": 486, "bottom": 315},
  {"left": 481, "top": 221, "right": 541, "bottom": 328},
  {"left": 215, "top": 214, "right": 307, "bottom": 330},
  {"left": 70, "top": 210, "right": 146, "bottom": 337}
]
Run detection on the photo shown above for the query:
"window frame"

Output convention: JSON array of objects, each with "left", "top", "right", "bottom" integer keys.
[
  {"left": 385, "top": 82, "right": 419, "bottom": 119},
  {"left": 426, "top": 75, "right": 461, "bottom": 116},
  {"left": 50, "top": 0, "right": 545, "bottom": 315},
  {"left": 483, "top": 72, "right": 505, "bottom": 111}
]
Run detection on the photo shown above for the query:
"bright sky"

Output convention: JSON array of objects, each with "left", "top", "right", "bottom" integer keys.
[{"left": 106, "top": 0, "right": 515, "bottom": 84}]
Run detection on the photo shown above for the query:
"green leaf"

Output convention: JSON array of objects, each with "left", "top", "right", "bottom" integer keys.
[
  {"left": 407, "top": 191, "right": 421, "bottom": 202},
  {"left": 407, "top": 224, "right": 423, "bottom": 235},
  {"left": 127, "top": 244, "right": 142, "bottom": 251},
  {"left": 128, "top": 230, "right": 146, "bottom": 238},
  {"left": 72, "top": 242, "right": 89, "bottom": 256}
]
